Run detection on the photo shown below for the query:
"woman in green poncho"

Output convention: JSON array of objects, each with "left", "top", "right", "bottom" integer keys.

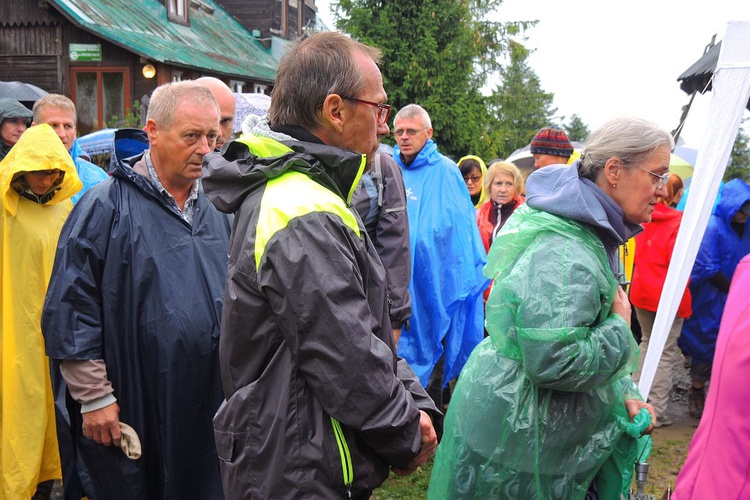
[{"left": 428, "top": 117, "right": 664, "bottom": 500}]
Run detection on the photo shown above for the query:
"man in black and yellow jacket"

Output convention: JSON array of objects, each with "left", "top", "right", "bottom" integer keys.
[{"left": 204, "top": 32, "right": 442, "bottom": 499}]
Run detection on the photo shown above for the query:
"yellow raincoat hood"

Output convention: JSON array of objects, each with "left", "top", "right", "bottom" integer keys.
[
  {"left": 1, "top": 123, "right": 82, "bottom": 216},
  {"left": 458, "top": 155, "right": 488, "bottom": 208}
]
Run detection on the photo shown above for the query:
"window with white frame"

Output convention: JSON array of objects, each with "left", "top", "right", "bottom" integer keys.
[
  {"left": 230, "top": 80, "right": 245, "bottom": 93},
  {"left": 167, "top": 0, "right": 189, "bottom": 25},
  {"left": 172, "top": 70, "right": 183, "bottom": 82}
]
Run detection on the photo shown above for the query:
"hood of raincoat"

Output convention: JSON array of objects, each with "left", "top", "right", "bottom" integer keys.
[
  {"left": 458, "top": 154, "right": 488, "bottom": 207},
  {"left": 1, "top": 124, "right": 82, "bottom": 215},
  {"left": 714, "top": 178, "right": 750, "bottom": 224},
  {"left": 0, "top": 98, "right": 32, "bottom": 123},
  {"left": 525, "top": 162, "right": 642, "bottom": 250},
  {"left": 203, "top": 116, "right": 365, "bottom": 214}
]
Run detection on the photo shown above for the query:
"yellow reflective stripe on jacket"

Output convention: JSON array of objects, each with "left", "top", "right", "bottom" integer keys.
[
  {"left": 346, "top": 155, "right": 366, "bottom": 205},
  {"left": 330, "top": 417, "right": 353, "bottom": 490},
  {"left": 237, "top": 134, "right": 293, "bottom": 157},
  {"left": 254, "top": 170, "right": 361, "bottom": 269}
]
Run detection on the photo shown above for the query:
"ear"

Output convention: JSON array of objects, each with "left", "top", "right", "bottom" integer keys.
[
  {"left": 603, "top": 157, "right": 622, "bottom": 186},
  {"left": 319, "top": 94, "right": 347, "bottom": 134},
  {"left": 425, "top": 127, "right": 434, "bottom": 140},
  {"left": 145, "top": 118, "right": 158, "bottom": 143}
]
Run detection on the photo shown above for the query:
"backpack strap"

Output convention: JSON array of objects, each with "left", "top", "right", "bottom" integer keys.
[{"left": 373, "top": 153, "right": 384, "bottom": 208}]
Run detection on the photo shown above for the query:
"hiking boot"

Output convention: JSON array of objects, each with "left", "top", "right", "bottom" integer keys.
[
  {"left": 654, "top": 416, "right": 673, "bottom": 428},
  {"left": 688, "top": 386, "right": 705, "bottom": 418}
]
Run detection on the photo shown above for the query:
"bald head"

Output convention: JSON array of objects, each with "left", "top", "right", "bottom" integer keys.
[{"left": 195, "top": 77, "right": 235, "bottom": 148}]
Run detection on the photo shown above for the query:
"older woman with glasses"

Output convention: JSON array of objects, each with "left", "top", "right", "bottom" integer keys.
[{"left": 429, "top": 117, "right": 665, "bottom": 500}]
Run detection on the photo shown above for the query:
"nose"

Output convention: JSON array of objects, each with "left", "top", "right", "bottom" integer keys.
[
  {"left": 196, "top": 135, "right": 213, "bottom": 155},
  {"left": 655, "top": 183, "right": 668, "bottom": 198},
  {"left": 378, "top": 122, "right": 390, "bottom": 137}
]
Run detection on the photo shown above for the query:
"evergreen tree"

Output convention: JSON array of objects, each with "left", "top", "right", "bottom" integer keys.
[
  {"left": 485, "top": 40, "right": 555, "bottom": 159},
  {"left": 724, "top": 119, "right": 750, "bottom": 182},
  {"left": 332, "top": 0, "right": 534, "bottom": 160},
  {"left": 564, "top": 114, "right": 590, "bottom": 143}
]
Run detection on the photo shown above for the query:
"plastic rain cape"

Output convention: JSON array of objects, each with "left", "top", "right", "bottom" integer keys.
[
  {"left": 1, "top": 124, "right": 81, "bottom": 498},
  {"left": 428, "top": 205, "right": 646, "bottom": 499}
]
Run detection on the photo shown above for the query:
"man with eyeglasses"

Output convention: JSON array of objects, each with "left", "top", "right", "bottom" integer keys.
[
  {"left": 392, "top": 104, "right": 489, "bottom": 410},
  {"left": 1, "top": 123, "right": 82, "bottom": 499},
  {"left": 203, "top": 32, "right": 441, "bottom": 499}
]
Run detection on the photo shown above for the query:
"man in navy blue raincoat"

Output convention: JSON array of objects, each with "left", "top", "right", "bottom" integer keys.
[{"left": 42, "top": 81, "right": 231, "bottom": 500}]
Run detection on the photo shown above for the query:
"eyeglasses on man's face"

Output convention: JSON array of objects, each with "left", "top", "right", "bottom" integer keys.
[
  {"left": 340, "top": 96, "right": 391, "bottom": 124},
  {"left": 393, "top": 127, "right": 428, "bottom": 138},
  {"left": 627, "top": 163, "right": 670, "bottom": 189}
]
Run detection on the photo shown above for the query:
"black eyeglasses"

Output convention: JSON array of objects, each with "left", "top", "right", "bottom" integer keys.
[
  {"left": 341, "top": 96, "right": 391, "bottom": 124},
  {"left": 627, "top": 164, "right": 670, "bottom": 189}
]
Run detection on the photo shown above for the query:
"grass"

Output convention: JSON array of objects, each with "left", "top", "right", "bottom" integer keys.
[{"left": 371, "top": 424, "right": 694, "bottom": 499}]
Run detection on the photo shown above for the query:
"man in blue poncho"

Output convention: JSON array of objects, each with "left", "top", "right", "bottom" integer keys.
[
  {"left": 392, "top": 104, "right": 488, "bottom": 408},
  {"left": 32, "top": 94, "right": 108, "bottom": 204}
]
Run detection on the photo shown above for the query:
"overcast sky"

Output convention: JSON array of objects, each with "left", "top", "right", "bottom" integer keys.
[{"left": 315, "top": 1, "right": 749, "bottom": 148}]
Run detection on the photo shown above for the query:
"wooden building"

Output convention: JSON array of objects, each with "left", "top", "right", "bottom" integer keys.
[{"left": 0, "top": 0, "right": 320, "bottom": 135}]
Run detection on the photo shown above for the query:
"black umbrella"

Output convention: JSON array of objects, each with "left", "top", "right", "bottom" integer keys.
[{"left": 0, "top": 81, "right": 49, "bottom": 103}]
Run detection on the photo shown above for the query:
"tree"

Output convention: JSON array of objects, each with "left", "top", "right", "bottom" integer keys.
[
  {"left": 484, "top": 40, "right": 555, "bottom": 159},
  {"left": 564, "top": 114, "right": 590, "bottom": 143},
  {"left": 333, "top": 0, "right": 535, "bottom": 160},
  {"left": 724, "top": 119, "right": 750, "bottom": 182}
]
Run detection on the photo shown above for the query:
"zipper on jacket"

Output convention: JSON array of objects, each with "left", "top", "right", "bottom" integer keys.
[{"left": 330, "top": 417, "right": 353, "bottom": 498}]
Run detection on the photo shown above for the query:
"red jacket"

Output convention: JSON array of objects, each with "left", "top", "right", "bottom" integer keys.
[
  {"left": 630, "top": 203, "right": 692, "bottom": 317},
  {"left": 476, "top": 196, "right": 524, "bottom": 303},
  {"left": 476, "top": 196, "right": 525, "bottom": 254}
]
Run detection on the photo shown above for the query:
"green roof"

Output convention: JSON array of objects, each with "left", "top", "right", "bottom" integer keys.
[{"left": 50, "top": 0, "right": 277, "bottom": 82}]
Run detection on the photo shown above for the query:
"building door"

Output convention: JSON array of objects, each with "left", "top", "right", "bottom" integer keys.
[{"left": 71, "top": 67, "right": 131, "bottom": 135}]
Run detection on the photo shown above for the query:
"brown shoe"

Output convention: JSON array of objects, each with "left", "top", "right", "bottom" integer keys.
[
  {"left": 654, "top": 416, "right": 673, "bottom": 428},
  {"left": 688, "top": 386, "right": 705, "bottom": 418}
]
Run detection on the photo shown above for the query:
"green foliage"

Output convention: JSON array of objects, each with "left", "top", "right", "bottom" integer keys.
[
  {"left": 106, "top": 101, "right": 142, "bottom": 129},
  {"left": 724, "top": 119, "right": 750, "bottom": 182},
  {"left": 565, "top": 114, "right": 591, "bottom": 143},
  {"left": 484, "top": 39, "right": 555, "bottom": 158},
  {"left": 333, "top": 0, "right": 537, "bottom": 161}
]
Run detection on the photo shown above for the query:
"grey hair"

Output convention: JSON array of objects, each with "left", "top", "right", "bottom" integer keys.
[
  {"left": 269, "top": 31, "right": 382, "bottom": 131},
  {"left": 578, "top": 116, "right": 674, "bottom": 181},
  {"left": 33, "top": 94, "right": 76, "bottom": 124},
  {"left": 394, "top": 104, "right": 432, "bottom": 129},
  {"left": 147, "top": 81, "right": 219, "bottom": 130}
]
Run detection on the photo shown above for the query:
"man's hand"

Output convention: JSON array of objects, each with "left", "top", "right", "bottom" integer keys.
[
  {"left": 625, "top": 398, "right": 655, "bottom": 436},
  {"left": 391, "top": 410, "right": 438, "bottom": 476},
  {"left": 82, "top": 402, "right": 122, "bottom": 447}
]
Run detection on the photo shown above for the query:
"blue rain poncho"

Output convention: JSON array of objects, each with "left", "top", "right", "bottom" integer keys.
[
  {"left": 393, "top": 140, "right": 488, "bottom": 387},
  {"left": 679, "top": 178, "right": 750, "bottom": 365}
]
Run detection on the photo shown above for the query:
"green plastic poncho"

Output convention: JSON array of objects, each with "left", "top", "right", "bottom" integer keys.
[{"left": 428, "top": 204, "right": 644, "bottom": 499}]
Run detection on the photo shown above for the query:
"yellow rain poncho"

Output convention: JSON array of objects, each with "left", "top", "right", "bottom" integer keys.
[{"left": 1, "top": 124, "right": 81, "bottom": 498}]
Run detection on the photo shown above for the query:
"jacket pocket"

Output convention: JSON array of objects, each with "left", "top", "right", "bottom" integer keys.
[
  {"left": 214, "top": 429, "right": 237, "bottom": 463},
  {"left": 330, "top": 417, "right": 354, "bottom": 497}
]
